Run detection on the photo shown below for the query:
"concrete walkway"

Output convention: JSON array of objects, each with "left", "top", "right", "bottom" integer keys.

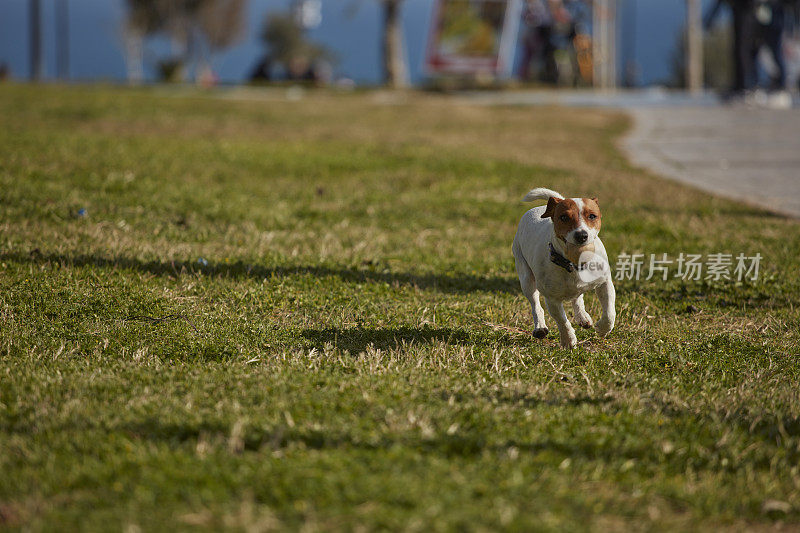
[
  {"left": 464, "top": 89, "right": 800, "bottom": 218},
  {"left": 622, "top": 106, "right": 800, "bottom": 218}
]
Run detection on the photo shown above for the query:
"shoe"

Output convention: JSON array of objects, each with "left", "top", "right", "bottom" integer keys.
[{"left": 767, "top": 90, "right": 792, "bottom": 109}]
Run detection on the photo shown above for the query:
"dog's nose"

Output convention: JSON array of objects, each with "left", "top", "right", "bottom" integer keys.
[{"left": 574, "top": 230, "right": 588, "bottom": 244}]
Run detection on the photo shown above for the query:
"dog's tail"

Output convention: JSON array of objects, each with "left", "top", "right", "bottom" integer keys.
[{"left": 522, "top": 188, "right": 565, "bottom": 203}]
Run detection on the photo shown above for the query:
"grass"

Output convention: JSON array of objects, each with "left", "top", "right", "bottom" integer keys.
[{"left": 1, "top": 83, "right": 800, "bottom": 531}]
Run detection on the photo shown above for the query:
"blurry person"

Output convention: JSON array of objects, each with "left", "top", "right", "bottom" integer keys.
[
  {"left": 249, "top": 55, "right": 273, "bottom": 82},
  {"left": 787, "top": 3, "right": 800, "bottom": 90},
  {"left": 198, "top": 65, "right": 219, "bottom": 88},
  {"left": 707, "top": 0, "right": 796, "bottom": 104},
  {"left": 623, "top": 60, "right": 641, "bottom": 88},
  {"left": 519, "top": 0, "right": 560, "bottom": 83},
  {"left": 563, "top": 0, "right": 592, "bottom": 85},
  {"left": 705, "top": 0, "right": 754, "bottom": 94},
  {"left": 745, "top": 0, "right": 794, "bottom": 106},
  {"left": 754, "top": 0, "right": 787, "bottom": 90}
]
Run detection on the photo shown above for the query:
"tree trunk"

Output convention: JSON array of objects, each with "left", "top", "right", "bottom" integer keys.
[
  {"left": 30, "top": 0, "right": 42, "bottom": 80},
  {"left": 124, "top": 30, "right": 144, "bottom": 85},
  {"left": 382, "top": 0, "right": 407, "bottom": 88},
  {"left": 686, "top": 0, "right": 703, "bottom": 94},
  {"left": 56, "top": 0, "right": 69, "bottom": 80}
]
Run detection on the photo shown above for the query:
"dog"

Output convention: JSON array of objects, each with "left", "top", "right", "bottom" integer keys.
[{"left": 512, "top": 188, "right": 616, "bottom": 349}]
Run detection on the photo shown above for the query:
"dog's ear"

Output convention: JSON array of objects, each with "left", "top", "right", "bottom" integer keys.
[
  {"left": 541, "top": 196, "right": 562, "bottom": 218},
  {"left": 591, "top": 197, "right": 598, "bottom": 203}
]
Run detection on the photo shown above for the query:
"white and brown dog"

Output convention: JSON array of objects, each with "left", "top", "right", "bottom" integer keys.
[{"left": 512, "top": 188, "right": 616, "bottom": 349}]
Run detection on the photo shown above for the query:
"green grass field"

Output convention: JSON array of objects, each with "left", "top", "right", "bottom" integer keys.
[{"left": 2, "top": 84, "right": 800, "bottom": 531}]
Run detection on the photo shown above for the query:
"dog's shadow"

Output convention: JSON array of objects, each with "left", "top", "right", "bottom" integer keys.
[
  {"left": 3, "top": 250, "right": 518, "bottom": 295},
  {"left": 301, "top": 325, "right": 532, "bottom": 354},
  {"left": 6, "top": 250, "right": 610, "bottom": 352}
]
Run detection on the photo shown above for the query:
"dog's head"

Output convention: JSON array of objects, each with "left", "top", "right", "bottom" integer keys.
[{"left": 541, "top": 196, "right": 601, "bottom": 246}]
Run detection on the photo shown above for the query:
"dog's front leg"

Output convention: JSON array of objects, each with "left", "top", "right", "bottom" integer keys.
[
  {"left": 545, "top": 298, "right": 577, "bottom": 349},
  {"left": 594, "top": 279, "right": 616, "bottom": 337},
  {"left": 571, "top": 295, "right": 593, "bottom": 329}
]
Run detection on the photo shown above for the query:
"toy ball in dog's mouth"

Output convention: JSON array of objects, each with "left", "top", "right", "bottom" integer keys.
[{"left": 563, "top": 242, "right": 595, "bottom": 265}]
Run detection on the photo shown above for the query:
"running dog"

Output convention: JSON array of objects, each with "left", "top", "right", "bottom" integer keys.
[{"left": 512, "top": 188, "right": 616, "bottom": 349}]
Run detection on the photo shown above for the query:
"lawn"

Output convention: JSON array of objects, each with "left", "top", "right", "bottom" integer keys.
[{"left": 1, "top": 84, "right": 800, "bottom": 531}]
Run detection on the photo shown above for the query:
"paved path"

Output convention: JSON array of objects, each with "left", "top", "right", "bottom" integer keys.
[
  {"left": 463, "top": 89, "right": 800, "bottom": 218},
  {"left": 621, "top": 106, "right": 800, "bottom": 219}
]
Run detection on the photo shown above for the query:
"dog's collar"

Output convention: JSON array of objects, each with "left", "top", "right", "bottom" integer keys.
[{"left": 549, "top": 242, "right": 583, "bottom": 273}]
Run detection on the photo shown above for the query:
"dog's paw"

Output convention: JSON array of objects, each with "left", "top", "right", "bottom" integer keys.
[
  {"left": 575, "top": 312, "right": 593, "bottom": 329},
  {"left": 595, "top": 316, "right": 615, "bottom": 337},
  {"left": 559, "top": 333, "right": 578, "bottom": 350},
  {"left": 532, "top": 327, "right": 549, "bottom": 339}
]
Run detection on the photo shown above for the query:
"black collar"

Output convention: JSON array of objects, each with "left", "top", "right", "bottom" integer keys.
[{"left": 549, "top": 242, "right": 583, "bottom": 273}]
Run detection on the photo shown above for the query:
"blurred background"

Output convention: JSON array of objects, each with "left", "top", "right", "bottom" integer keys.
[{"left": 1, "top": 0, "right": 799, "bottom": 95}]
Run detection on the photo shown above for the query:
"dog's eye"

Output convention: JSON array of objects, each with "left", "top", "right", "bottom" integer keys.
[
  {"left": 559, "top": 215, "right": 569, "bottom": 222},
  {"left": 587, "top": 214, "right": 597, "bottom": 220}
]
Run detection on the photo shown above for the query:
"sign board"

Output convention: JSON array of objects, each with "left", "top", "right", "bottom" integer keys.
[{"left": 425, "top": 0, "right": 522, "bottom": 78}]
